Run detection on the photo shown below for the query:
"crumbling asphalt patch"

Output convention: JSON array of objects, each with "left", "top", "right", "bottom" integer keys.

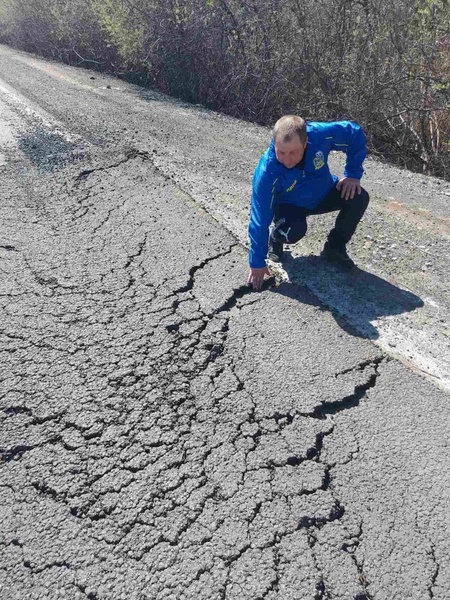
[
  {"left": 1, "top": 148, "right": 448, "bottom": 600},
  {"left": 17, "top": 124, "right": 85, "bottom": 172}
]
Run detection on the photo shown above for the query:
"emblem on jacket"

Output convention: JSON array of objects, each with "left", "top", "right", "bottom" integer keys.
[
  {"left": 286, "top": 180, "right": 297, "bottom": 192},
  {"left": 313, "top": 151, "right": 325, "bottom": 170}
]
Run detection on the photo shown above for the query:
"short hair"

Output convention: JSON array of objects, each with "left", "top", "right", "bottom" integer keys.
[{"left": 273, "top": 115, "right": 307, "bottom": 144}]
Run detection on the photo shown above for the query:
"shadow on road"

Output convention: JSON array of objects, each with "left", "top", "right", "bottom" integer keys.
[{"left": 270, "top": 255, "right": 424, "bottom": 340}]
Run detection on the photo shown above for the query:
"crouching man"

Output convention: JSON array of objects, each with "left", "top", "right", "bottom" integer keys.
[{"left": 247, "top": 115, "right": 369, "bottom": 290}]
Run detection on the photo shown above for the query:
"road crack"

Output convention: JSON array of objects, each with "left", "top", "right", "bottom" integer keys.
[
  {"left": 75, "top": 148, "right": 145, "bottom": 182},
  {"left": 428, "top": 543, "right": 440, "bottom": 600},
  {"left": 173, "top": 243, "right": 238, "bottom": 295},
  {"left": 312, "top": 357, "right": 386, "bottom": 418}
]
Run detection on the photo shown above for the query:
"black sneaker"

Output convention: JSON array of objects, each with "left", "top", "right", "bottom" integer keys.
[
  {"left": 268, "top": 239, "right": 284, "bottom": 262},
  {"left": 320, "top": 242, "right": 355, "bottom": 270}
]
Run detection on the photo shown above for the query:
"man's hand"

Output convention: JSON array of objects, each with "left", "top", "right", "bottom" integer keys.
[
  {"left": 247, "top": 266, "right": 270, "bottom": 291},
  {"left": 336, "top": 177, "right": 361, "bottom": 200}
]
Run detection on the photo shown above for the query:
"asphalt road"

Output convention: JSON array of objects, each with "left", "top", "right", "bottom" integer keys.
[{"left": 1, "top": 44, "right": 449, "bottom": 600}]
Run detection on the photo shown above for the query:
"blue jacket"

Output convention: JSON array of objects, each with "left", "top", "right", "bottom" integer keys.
[{"left": 248, "top": 121, "right": 367, "bottom": 268}]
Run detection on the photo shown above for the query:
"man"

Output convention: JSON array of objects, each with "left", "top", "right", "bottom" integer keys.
[{"left": 247, "top": 115, "right": 369, "bottom": 291}]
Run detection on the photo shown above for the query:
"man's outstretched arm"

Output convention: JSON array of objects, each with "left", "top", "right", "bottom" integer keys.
[{"left": 248, "top": 165, "right": 278, "bottom": 290}]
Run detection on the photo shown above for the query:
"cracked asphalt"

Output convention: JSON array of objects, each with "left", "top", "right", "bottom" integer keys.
[{"left": 1, "top": 45, "right": 450, "bottom": 600}]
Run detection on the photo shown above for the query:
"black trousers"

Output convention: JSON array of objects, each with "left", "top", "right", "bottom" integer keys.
[{"left": 272, "top": 184, "right": 370, "bottom": 248}]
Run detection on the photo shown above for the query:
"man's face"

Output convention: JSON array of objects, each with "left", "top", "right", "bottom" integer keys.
[{"left": 274, "top": 135, "right": 307, "bottom": 169}]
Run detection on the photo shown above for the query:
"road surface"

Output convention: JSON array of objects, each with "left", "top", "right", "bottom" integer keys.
[{"left": 1, "top": 44, "right": 449, "bottom": 600}]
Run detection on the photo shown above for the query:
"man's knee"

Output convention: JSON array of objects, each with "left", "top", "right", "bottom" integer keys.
[
  {"left": 346, "top": 188, "right": 369, "bottom": 215},
  {"left": 358, "top": 188, "right": 370, "bottom": 209},
  {"left": 272, "top": 218, "right": 307, "bottom": 244}
]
